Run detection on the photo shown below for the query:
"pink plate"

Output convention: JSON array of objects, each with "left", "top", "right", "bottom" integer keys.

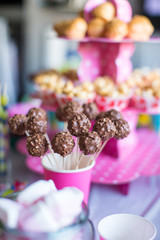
[{"left": 24, "top": 129, "right": 160, "bottom": 185}]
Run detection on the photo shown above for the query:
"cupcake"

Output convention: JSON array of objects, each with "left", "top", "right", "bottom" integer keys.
[
  {"left": 92, "top": 2, "right": 115, "bottom": 22},
  {"left": 103, "top": 18, "right": 128, "bottom": 40},
  {"left": 128, "top": 15, "right": 154, "bottom": 41},
  {"left": 87, "top": 18, "right": 106, "bottom": 38}
]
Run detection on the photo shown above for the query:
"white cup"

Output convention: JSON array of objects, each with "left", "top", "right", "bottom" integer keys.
[{"left": 98, "top": 214, "right": 156, "bottom": 240}]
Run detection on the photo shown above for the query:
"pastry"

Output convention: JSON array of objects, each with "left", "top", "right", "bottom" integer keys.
[
  {"left": 87, "top": 18, "right": 106, "bottom": 38},
  {"left": 64, "top": 17, "right": 88, "bottom": 39},
  {"left": 128, "top": 15, "right": 154, "bottom": 41},
  {"left": 92, "top": 2, "right": 115, "bottom": 21},
  {"left": 104, "top": 18, "right": 128, "bottom": 40}
]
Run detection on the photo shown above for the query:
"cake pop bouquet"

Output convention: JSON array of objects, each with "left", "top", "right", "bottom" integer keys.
[{"left": 8, "top": 103, "right": 130, "bottom": 171}]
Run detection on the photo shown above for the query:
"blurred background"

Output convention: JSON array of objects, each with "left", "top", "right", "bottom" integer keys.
[{"left": 0, "top": 0, "right": 160, "bottom": 105}]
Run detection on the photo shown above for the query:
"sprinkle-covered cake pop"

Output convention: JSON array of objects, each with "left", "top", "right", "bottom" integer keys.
[
  {"left": 79, "top": 131, "right": 102, "bottom": 155},
  {"left": 26, "top": 116, "right": 47, "bottom": 135},
  {"left": 82, "top": 102, "right": 98, "bottom": 120},
  {"left": 55, "top": 105, "right": 67, "bottom": 122},
  {"left": 8, "top": 114, "right": 27, "bottom": 135},
  {"left": 96, "top": 109, "right": 122, "bottom": 121},
  {"left": 26, "top": 133, "right": 48, "bottom": 157},
  {"left": 93, "top": 118, "right": 116, "bottom": 140},
  {"left": 63, "top": 101, "right": 83, "bottom": 121},
  {"left": 113, "top": 119, "right": 130, "bottom": 139},
  {"left": 51, "top": 132, "right": 75, "bottom": 157},
  {"left": 68, "top": 113, "right": 91, "bottom": 137},
  {"left": 26, "top": 107, "right": 47, "bottom": 120},
  {"left": 105, "top": 109, "right": 123, "bottom": 121},
  {"left": 56, "top": 101, "right": 83, "bottom": 122}
]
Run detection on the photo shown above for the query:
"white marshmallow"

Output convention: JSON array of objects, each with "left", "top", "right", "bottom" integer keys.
[
  {"left": 17, "top": 180, "right": 56, "bottom": 206},
  {"left": 0, "top": 198, "right": 23, "bottom": 228},
  {"left": 44, "top": 187, "right": 84, "bottom": 228},
  {"left": 18, "top": 201, "right": 59, "bottom": 232}
]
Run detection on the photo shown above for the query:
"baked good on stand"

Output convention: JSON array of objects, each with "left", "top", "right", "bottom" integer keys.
[
  {"left": 87, "top": 18, "right": 106, "bottom": 38},
  {"left": 91, "top": 2, "right": 116, "bottom": 21},
  {"left": 128, "top": 15, "right": 154, "bottom": 41},
  {"left": 103, "top": 18, "right": 128, "bottom": 40}
]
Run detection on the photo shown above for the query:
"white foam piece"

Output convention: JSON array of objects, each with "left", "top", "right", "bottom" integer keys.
[
  {"left": 44, "top": 187, "right": 83, "bottom": 228},
  {"left": 0, "top": 198, "right": 23, "bottom": 229},
  {"left": 17, "top": 180, "right": 56, "bottom": 206},
  {"left": 19, "top": 201, "right": 59, "bottom": 232}
]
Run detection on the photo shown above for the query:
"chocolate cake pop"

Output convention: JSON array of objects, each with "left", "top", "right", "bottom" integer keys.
[
  {"left": 96, "top": 109, "right": 122, "bottom": 121},
  {"left": 26, "top": 133, "right": 48, "bottom": 157},
  {"left": 55, "top": 105, "right": 67, "bottom": 122},
  {"left": 82, "top": 103, "right": 98, "bottom": 120},
  {"left": 8, "top": 114, "right": 27, "bottom": 135},
  {"left": 26, "top": 116, "right": 47, "bottom": 135},
  {"left": 68, "top": 113, "right": 91, "bottom": 137},
  {"left": 93, "top": 118, "right": 116, "bottom": 140},
  {"left": 26, "top": 107, "right": 47, "bottom": 120},
  {"left": 64, "top": 101, "right": 83, "bottom": 121},
  {"left": 51, "top": 132, "right": 75, "bottom": 157},
  {"left": 113, "top": 119, "right": 130, "bottom": 140},
  {"left": 79, "top": 131, "right": 102, "bottom": 155}
]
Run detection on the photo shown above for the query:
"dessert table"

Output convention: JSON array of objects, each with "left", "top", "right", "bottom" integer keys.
[{"left": 4, "top": 148, "right": 160, "bottom": 240}]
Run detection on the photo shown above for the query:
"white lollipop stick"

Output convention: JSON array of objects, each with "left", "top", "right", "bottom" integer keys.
[{"left": 44, "top": 133, "right": 60, "bottom": 170}]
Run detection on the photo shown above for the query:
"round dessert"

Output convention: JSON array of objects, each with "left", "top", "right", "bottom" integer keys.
[
  {"left": 97, "top": 109, "right": 123, "bottom": 121},
  {"left": 68, "top": 113, "right": 91, "bottom": 137},
  {"left": 92, "top": 2, "right": 115, "bottom": 22},
  {"left": 26, "top": 107, "right": 47, "bottom": 120},
  {"left": 51, "top": 132, "right": 75, "bottom": 157},
  {"left": 128, "top": 15, "right": 154, "bottom": 41},
  {"left": 87, "top": 18, "right": 106, "bottom": 38},
  {"left": 83, "top": 102, "right": 98, "bottom": 120},
  {"left": 64, "top": 17, "right": 88, "bottom": 39},
  {"left": 103, "top": 18, "right": 128, "bottom": 40},
  {"left": 55, "top": 105, "right": 67, "bottom": 122},
  {"left": 113, "top": 118, "right": 130, "bottom": 140},
  {"left": 26, "top": 133, "right": 48, "bottom": 157},
  {"left": 63, "top": 101, "right": 83, "bottom": 121},
  {"left": 79, "top": 131, "right": 102, "bottom": 155},
  {"left": 26, "top": 116, "right": 47, "bottom": 135},
  {"left": 93, "top": 118, "right": 116, "bottom": 140},
  {"left": 8, "top": 114, "right": 27, "bottom": 135}
]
